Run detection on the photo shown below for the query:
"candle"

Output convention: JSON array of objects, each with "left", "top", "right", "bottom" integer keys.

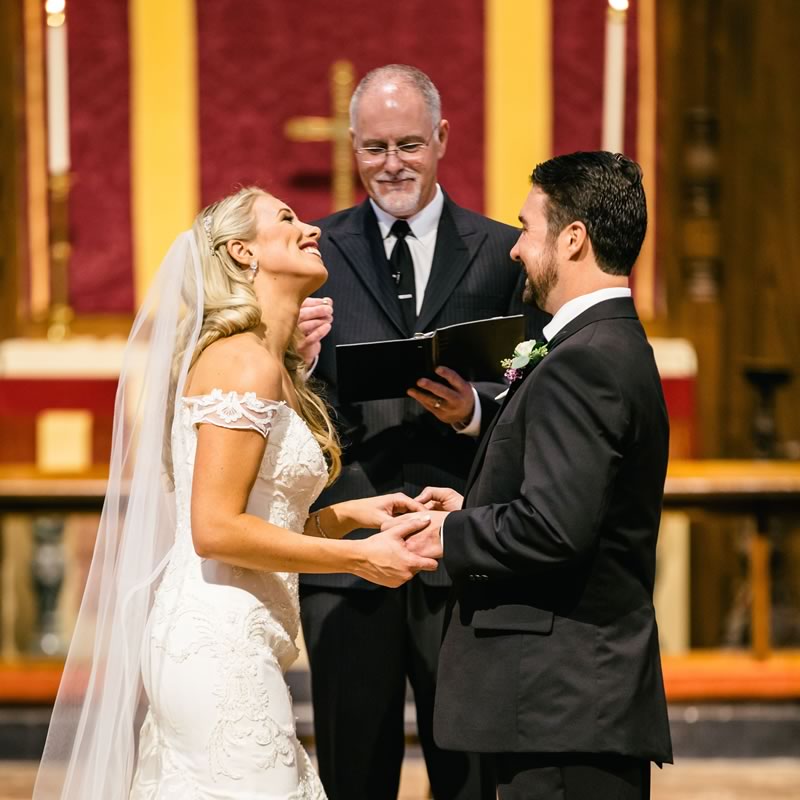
[
  {"left": 45, "top": 0, "right": 70, "bottom": 174},
  {"left": 602, "top": 0, "right": 629, "bottom": 153}
]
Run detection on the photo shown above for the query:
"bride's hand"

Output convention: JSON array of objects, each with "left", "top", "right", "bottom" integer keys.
[
  {"left": 339, "top": 493, "right": 427, "bottom": 531},
  {"left": 415, "top": 486, "right": 464, "bottom": 512},
  {"left": 354, "top": 519, "right": 439, "bottom": 588}
]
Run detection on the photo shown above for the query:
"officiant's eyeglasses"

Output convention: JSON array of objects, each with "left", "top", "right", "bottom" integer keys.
[{"left": 354, "top": 125, "right": 439, "bottom": 165}]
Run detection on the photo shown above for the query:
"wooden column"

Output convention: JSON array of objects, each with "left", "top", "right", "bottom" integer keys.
[
  {"left": 750, "top": 513, "right": 772, "bottom": 659},
  {"left": 0, "top": 1, "right": 23, "bottom": 340},
  {"left": 717, "top": 0, "right": 800, "bottom": 650},
  {"left": 657, "top": 0, "right": 800, "bottom": 647},
  {"left": 717, "top": 0, "right": 800, "bottom": 458},
  {"left": 658, "top": 0, "right": 732, "bottom": 648}
]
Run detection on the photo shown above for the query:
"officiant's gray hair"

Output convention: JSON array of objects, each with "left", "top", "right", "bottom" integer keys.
[{"left": 349, "top": 64, "right": 442, "bottom": 133}]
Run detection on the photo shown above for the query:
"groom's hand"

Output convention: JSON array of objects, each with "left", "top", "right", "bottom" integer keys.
[
  {"left": 381, "top": 511, "right": 447, "bottom": 560},
  {"left": 408, "top": 366, "right": 474, "bottom": 425},
  {"left": 416, "top": 486, "right": 464, "bottom": 512}
]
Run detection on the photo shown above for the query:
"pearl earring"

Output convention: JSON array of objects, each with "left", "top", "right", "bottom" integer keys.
[{"left": 249, "top": 260, "right": 258, "bottom": 279}]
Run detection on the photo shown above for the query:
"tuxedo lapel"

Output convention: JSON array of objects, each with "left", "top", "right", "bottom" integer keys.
[
  {"left": 328, "top": 201, "right": 409, "bottom": 337},
  {"left": 415, "top": 199, "right": 486, "bottom": 333},
  {"left": 463, "top": 408, "right": 502, "bottom": 496},
  {"left": 463, "top": 373, "right": 527, "bottom": 497}
]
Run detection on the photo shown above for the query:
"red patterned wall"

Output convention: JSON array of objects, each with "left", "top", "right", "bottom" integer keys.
[
  {"left": 196, "top": 0, "right": 486, "bottom": 220},
  {"left": 67, "top": 0, "right": 134, "bottom": 313}
]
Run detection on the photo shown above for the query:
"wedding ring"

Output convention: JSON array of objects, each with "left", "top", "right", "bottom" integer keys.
[{"left": 434, "top": 399, "right": 442, "bottom": 409}]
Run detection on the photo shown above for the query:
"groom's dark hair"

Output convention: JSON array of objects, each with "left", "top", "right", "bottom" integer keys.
[{"left": 531, "top": 151, "right": 647, "bottom": 277}]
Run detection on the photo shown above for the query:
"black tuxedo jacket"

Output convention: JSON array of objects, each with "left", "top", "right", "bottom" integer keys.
[
  {"left": 433, "top": 297, "right": 673, "bottom": 763},
  {"left": 303, "top": 193, "right": 547, "bottom": 589}
]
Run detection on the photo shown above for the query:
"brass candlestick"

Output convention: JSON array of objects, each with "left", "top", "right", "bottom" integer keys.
[
  {"left": 743, "top": 359, "right": 792, "bottom": 459},
  {"left": 47, "top": 170, "right": 73, "bottom": 341}
]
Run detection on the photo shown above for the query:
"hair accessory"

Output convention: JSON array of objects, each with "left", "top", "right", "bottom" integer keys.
[{"left": 202, "top": 215, "right": 215, "bottom": 254}]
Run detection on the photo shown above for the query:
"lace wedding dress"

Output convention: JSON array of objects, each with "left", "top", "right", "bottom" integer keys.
[{"left": 129, "top": 390, "right": 328, "bottom": 800}]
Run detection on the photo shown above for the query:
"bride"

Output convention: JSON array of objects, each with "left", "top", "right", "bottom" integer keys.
[{"left": 33, "top": 187, "right": 437, "bottom": 799}]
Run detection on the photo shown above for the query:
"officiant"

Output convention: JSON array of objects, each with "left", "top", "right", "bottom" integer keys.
[{"left": 298, "top": 64, "right": 548, "bottom": 800}]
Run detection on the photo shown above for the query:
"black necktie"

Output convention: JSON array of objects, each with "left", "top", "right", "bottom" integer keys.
[{"left": 389, "top": 220, "right": 416, "bottom": 331}]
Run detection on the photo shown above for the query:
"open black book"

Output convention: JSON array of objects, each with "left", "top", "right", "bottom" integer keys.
[{"left": 335, "top": 315, "right": 525, "bottom": 403}]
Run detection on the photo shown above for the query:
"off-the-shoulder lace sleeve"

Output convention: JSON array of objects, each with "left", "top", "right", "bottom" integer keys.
[{"left": 183, "top": 389, "right": 283, "bottom": 438}]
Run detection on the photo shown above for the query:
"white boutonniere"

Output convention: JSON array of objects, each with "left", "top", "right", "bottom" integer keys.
[{"left": 500, "top": 339, "right": 549, "bottom": 387}]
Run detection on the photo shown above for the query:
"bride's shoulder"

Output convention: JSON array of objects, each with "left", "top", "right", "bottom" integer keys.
[{"left": 188, "top": 334, "right": 283, "bottom": 402}]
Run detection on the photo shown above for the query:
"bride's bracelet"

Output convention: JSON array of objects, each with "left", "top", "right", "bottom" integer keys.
[{"left": 313, "top": 511, "right": 329, "bottom": 539}]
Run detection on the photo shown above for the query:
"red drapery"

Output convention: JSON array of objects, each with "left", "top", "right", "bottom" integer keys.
[
  {"left": 66, "top": 0, "right": 134, "bottom": 313},
  {"left": 552, "top": 0, "right": 640, "bottom": 158},
  {"left": 196, "top": 0, "right": 486, "bottom": 219},
  {"left": 59, "top": 0, "right": 649, "bottom": 314}
]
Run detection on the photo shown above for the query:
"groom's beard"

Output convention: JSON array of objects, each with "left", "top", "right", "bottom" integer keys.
[{"left": 522, "top": 245, "right": 558, "bottom": 310}]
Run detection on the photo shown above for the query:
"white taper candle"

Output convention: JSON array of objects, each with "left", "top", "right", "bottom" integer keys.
[
  {"left": 45, "top": 0, "right": 70, "bottom": 173},
  {"left": 602, "top": 0, "right": 629, "bottom": 153}
]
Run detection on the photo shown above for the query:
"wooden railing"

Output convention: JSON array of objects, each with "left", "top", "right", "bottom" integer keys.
[
  {"left": 664, "top": 460, "right": 800, "bottom": 661},
  {"left": 1, "top": 460, "right": 799, "bottom": 703}
]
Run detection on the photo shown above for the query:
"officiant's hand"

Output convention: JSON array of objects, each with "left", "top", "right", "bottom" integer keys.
[
  {"left": 381, "top": 512, "right": 446, "bottom": 560},
  {"left": 416, "top": 486, "right": 464, "bottom": 512},
  {"left": 407, "top": 366, "right": 474, "bottom": 425},
  {"left": 297, "top": 297, "right": 333, "bottom": 367}
]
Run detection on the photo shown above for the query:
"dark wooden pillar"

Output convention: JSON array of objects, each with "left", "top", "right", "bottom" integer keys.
[
  {"left": 657, "top": 0, "right": 800, "bottom": 649},
  {"left": 0, "top": 0, "right": 24, "bottom": 341},
  {"left": 718, "top": 0, "right": 800, "bottom": 459}
]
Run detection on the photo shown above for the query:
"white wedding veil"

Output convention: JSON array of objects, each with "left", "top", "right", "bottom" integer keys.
[{"left": 33, "top": 230, "right": 204, "bottom": 798}]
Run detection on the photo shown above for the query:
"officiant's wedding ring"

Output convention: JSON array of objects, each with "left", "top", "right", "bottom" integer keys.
[{"left": 434, "top": 399, "right": 442, "bottom": 409}]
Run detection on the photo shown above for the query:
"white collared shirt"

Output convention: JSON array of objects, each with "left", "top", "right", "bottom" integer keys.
[
  {"left": 370, "top": 184, "right": 444, "bottom": 316},
  {"left": 543, "top": 287, "right": 632, "bottom": 342}
]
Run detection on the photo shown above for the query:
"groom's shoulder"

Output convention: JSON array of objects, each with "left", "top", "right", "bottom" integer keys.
[
  {"left": 541, "top": 321, "right": 653, "bottom": 390},
  {"left": 549, "top": 319, "right": 633, "bottom": 358}
]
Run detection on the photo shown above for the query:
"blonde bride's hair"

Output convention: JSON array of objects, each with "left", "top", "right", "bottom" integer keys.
[{"left": 169, "top": 186, "right": 340, "bottom": 484}]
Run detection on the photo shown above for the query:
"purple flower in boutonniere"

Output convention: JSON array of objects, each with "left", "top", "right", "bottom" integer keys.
[{"left": 500, "top": 339, "right": 548, "bottom": 386}]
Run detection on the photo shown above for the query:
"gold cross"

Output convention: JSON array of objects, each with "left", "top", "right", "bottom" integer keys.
[{"left": 284, "top": 60, "right": 356, "bottom": 212}]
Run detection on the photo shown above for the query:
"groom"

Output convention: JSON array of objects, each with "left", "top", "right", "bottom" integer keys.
[{"left": 389, "top": 152, "right": 673, "bottom": 799}]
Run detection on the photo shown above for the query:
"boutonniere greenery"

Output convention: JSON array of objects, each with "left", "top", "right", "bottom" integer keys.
[{"left": 501, "top": 339, "right": 548, "bottom": 385}]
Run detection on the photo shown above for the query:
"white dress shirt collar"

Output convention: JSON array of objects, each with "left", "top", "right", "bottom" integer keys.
[
  {"left": 542, "top": 287, "right": 632, "bottom": 342},
  {"left": 370, "top": 183, "right": 444, "bottom": 241}
]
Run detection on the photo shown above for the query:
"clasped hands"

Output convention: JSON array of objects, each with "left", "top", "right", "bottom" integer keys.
[
  {"left": 347, "top": 487, "right": 464, "bottom": 588},
  {"left": 384, "top": 486, "right": 466, "bottom": 561}
]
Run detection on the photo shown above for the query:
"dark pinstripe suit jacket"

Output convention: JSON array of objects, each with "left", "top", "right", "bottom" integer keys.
[{"left": 302, "top": 193, "right": 548, "bottom": 589}]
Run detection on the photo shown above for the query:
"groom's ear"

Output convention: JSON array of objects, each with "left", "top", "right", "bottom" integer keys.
[{"left": 563, "top": 221, "right": 588, "bottom": 260}]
